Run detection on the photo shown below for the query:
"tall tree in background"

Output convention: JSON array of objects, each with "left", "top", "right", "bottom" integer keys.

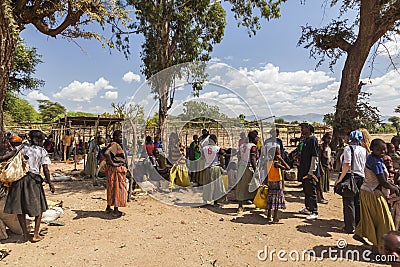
[
  {"left": 38, "top": 100, "right": 66, "bottom": 123},
  {"left": 298, "top": 1, "right": 400, "bottom": 142},
  {"left": 0, "top": 0, "right": 129, "bottom": 152},
  {"left": 124, "top": 0, "right": 286, "bottom": 137}
]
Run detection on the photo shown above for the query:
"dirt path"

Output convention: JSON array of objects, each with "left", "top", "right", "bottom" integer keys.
[{"left": 0, "top": 163, "right": 384, "bottom": 266}]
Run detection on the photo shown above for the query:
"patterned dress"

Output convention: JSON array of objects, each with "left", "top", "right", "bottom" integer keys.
[
  {"left": 105, "top": 142, "right": 127, "bottom": 207},
  {"left": 266, "top": 161, "right": 286, "bottom": 210}
]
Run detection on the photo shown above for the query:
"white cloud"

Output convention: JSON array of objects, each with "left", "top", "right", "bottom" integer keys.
[
  {"left": 101, "top": 91, "right": 118, "bottom": 99},
  {"left": 53, "top": 77, "right": 114, "bottom": 101},
  {"left": 26, "top": 90, "right": 49, "bottom": 101},
  {"left": 122, "top": 71, "right": 141, "bottom": 83}
]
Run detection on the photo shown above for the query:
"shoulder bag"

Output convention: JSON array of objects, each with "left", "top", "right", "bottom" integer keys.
[{"left": 334, "top": 146, "right": 359, "bottom": 197}]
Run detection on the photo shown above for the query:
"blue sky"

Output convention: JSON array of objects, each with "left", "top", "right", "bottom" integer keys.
[{"left": 19, "top": 1, "right": 400, "bottom": 120}]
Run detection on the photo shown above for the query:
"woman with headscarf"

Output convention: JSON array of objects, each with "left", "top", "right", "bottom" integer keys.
[
  {"left": 334, "top": 130, "right": 367, "bottom": 233},
  {"left": 235, "top": 131, "right": 259, "bottom": 213},
  {"left": 354, "top": 139, "right": 399, "bottom": 253},
  {"left": 104, "top": 130, "right": 127, "bottom": 217}
]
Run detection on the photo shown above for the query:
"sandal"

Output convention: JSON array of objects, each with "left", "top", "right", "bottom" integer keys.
[{"left": 31, "top": 236, "right": 44, "bottom": 243}]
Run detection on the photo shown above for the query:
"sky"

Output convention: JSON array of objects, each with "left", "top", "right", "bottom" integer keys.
[{"left": 18, "top": 1, "right": 400, "bottom": 122}]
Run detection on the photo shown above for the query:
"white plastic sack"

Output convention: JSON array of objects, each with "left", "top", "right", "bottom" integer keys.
[{"left": 42, "top": 206, "right": 63, "bottom": 223}]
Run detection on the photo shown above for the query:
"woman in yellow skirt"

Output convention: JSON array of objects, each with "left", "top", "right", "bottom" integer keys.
[{"left": 354, "top": 139, "right": 400, "bottom": 252}]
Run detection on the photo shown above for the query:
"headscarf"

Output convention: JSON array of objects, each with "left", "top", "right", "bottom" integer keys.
[{"left": 349, "top": 130, "right": 363, "bottom": 146}]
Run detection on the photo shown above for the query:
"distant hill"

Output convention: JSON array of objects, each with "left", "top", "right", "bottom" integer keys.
[{"left": 279, "top": 113, "right": 324, "bottom": 123}]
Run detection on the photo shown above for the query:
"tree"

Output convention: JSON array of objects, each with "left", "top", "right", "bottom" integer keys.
[
  {"left": 389, "top": 116, "right": 400, "bottom": 132},
  {"left": 298, "top": 1, "right": 400, "bottom": 142},
  {"left": 396, "top": 105, "right": 400, "bottom": 114},
  {"left": 38, "top": 100, "right": 66, "bottom": 123},
  {"left": 323, "top": 113, "right": 334, "bottom": 127},
  {"left": 4, "top": 92, "right": 40, "bottom": 122},
  {"left": 124, "top": 0, "right": 286, "bottom": 137},
  {"left": 3, "top": 40, "right": 43, "bottom": 124},
  {"left": 9, "top": 40, "right": 44, "bottom": 94},
  {"left": 0, "top": 1, "right": 129, "bottom": 152}
]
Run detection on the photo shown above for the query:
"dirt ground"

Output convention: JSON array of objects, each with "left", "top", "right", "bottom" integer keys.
[{"left": 0, "top": 159, "right": 391, "bottom": 267}]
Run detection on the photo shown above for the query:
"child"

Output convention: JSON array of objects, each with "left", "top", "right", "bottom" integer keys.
[
  {"left": 382, "top": 231, "right": 400, "bottom": 266},
  {"left": 266, "top": 145, "right": 290, "bottom": 223}
]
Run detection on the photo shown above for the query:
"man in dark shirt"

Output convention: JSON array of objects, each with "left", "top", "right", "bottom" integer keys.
[{"left": 297, "top": 123, "right": 320, "bottom": 220}]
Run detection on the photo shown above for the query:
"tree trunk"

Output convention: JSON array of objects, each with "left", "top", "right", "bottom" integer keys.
[
  {"left": 157, "top": 81, "right": 169, "bottom": 138},
  {"left": 0, "top": 3, "right": 18, "bottom": 154},
  {"left": 333, "top": 41, "right": 374, "bottom": 146}
]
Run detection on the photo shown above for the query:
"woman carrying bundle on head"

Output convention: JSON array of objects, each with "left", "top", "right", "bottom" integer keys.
[{"left": 0, "top": 130, "right": 55, "bottom": 242}]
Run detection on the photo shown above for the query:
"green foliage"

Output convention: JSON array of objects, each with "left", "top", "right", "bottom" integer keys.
[
  {"left": 375, "top": 123, "right": 397, "bottom": 134},
  {"left": 66, "top": 111, "right": 97, "bottom": 117},
  {"left": 274, "top": 118, "right": 287, "bottom": 124},
  {"left": 389, "top": 116, "right": 400, "bottom": 132},
  {"left": 353, "top": 92, "right": 381, "bottom": 132},
  {"left": 323, "top": 113, "right": 334, "bottom": 126},
  {"left": 395, "top": 105, "right": 400, "bottom": 114},
  {"left": 180, "top": 101, "right": 228, "bottom": 122},
  {"left": 9, "top": 40, "right": 44, "bottom": 93},
  {"left": 38, "top": 100, "right": 66, "bottom": 123},
  {"left": 3, "top": 92, "right": 40, "bottom": 122},
  {"left": 146, "top": 113, "right": 159, "bottom": 129}
]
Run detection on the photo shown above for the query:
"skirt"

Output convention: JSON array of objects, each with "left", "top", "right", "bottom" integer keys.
[
  {"left": 4, "top": 172, "right": 48, "bottom": 217},
  {"left": 320, "top": 166, "right": 330, "bottom": 192},
  {"left": 235, "top": 163, "right": 257, "bottom": 201},
  {"left": 105, "top": 165, "right": 128, "bottom": 207},
  {"left": 266, "top": 181, "right": 286, "bottom": 210},
  {"left": 354, "top": 189, "right": 395, "bottom": 249},
  {"left": 202, "top": 166, "right": 226, "bottom": 202},
  {"left": 169, "top": 164, "right": 190, "bottom": 188}
]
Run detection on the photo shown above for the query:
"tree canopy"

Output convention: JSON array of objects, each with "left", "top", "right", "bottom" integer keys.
[
  {"left": 298, "top": 0, "right": 400, "bottom": 143},
  {"left": 38, "top": 100, "right": 66, "bottom": 123},
  {"left": 0, "top": 0, "right": 130, "bottom": 152},
  {"left": 122, "top": 0, "right": 286, "bottom": 136}
]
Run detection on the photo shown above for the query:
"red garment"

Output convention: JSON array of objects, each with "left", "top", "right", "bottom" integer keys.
[{"left": 145, "top": 143, "right": 155, "bottom": 156}]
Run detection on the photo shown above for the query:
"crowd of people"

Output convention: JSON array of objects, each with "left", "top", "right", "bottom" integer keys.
[{"left": 2, "top": 126, "right": 400, "bottom": 262}]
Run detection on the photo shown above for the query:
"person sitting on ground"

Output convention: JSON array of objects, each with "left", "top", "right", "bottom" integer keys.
[
  {"left": 0, "top": 130, "right": 55, "bottom": 242},
  {"left": 153, "top": 136, "right": 163, "bottom": 150},
  {"left": 265, "top": 144, "right": 290, "bottom": 223}
]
